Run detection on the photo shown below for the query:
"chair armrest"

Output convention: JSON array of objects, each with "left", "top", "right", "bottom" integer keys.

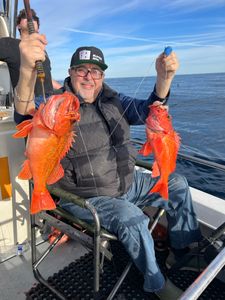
[
  {"left": 135, "top": 159, "right": 152, "bottom": 171},
  {"left": 47, "top": 185, "right": 87, "bottom": 208}
]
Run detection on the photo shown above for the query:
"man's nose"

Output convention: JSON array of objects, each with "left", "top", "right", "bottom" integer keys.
[{"left": 85, "top": 70, "right": 92, "bottom": 79}]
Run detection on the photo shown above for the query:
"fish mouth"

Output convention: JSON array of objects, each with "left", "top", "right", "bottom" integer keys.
[
  {"left": 64, "top": 111, "right": 80, "bottom": 121},
  {"left": 42, "top": 96, "right": 77, "bottom": 128},
  {"left": 146, "top": 105, "right": 170, "bottom": 133},
  {"left": 41, "top": 98, "right": 65, "bottom": 129},
  {"left": 147, "top": 115, "right": 164, "bottom": 132}
]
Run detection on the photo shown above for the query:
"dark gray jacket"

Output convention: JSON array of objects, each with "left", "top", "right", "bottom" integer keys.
[{"left": 56, "top": 79, "right": 137, "bottom": 198}]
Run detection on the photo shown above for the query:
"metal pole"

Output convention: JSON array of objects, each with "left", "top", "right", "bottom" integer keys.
[
  {"left": 84, "top": 200, "right": 101, "bottom": 294},
  {"left": 178, "top": 247, "right": 225, "bottom": 300},
  {"left": 12, "top": 0, "right": 18, "bottom": 37}
]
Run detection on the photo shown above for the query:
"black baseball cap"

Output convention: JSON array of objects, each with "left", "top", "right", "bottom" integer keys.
[{"left": 70, "top": 46, "right": 108, "bottom": 71}]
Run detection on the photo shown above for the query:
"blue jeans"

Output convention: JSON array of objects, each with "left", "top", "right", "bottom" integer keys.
[{"left": 59, "top": 170, "right": 201, "bottom": 292}]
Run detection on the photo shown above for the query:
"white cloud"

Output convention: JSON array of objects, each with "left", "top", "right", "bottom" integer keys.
[
  {"left": 17, "top": 0, "right": 225, "bottom": 79},
  {"left": 165, "top": 0, "right": 225, "bottom": 11}
]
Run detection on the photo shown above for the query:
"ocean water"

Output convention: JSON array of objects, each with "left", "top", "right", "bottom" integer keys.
[{"left": 106, "top": 73, "right": 225, "bottom": 200}]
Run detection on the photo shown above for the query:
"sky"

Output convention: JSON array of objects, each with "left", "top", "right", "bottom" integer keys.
[{"left": 17, "top": 0, "right": 225, "bottom": 80}]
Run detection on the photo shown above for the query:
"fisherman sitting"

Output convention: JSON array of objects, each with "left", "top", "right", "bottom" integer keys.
[{"left": 14, "top": 32, "right": 202, "bottom": 299}]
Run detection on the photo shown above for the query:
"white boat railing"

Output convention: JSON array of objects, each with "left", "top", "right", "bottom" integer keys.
[
  {"left": 179, "top": 246, "right": 225, "bottom": 300},
  {"left": 132, "top": 139, "right": 225, "bottom": 172}
]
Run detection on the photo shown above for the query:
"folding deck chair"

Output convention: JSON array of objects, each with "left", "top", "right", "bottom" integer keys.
[{"left": 29, "top": 160, "right": 166, "bottom": 300}]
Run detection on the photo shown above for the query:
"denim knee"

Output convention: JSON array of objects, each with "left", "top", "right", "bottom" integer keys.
[
  {"left": 169, "top": 172, "right": 188, "bottom": 191},
  {"left": 168, "top": 173, "right": 190, "bottom": 203}
]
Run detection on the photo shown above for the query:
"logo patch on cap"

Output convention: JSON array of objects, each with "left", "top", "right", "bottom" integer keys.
[
  {"left": 92, "top": 54, "right": 102, "bottom": 62},
  {"left": 79, "top": 50, "right": 91, "bottom": 60}
]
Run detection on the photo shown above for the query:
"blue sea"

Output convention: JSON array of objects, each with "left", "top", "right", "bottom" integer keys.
[{"left": 105, "top": 73, "right": 225, "bottom": 200}]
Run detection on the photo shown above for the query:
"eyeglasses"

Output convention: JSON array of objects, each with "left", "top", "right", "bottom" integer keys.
[{"left": 71, "top": 66, "right": 103, "bottom": 80}]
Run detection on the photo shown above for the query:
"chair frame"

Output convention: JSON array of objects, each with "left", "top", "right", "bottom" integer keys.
[{"left": 29, "top": 160, "right": 165, "bottom": 300}]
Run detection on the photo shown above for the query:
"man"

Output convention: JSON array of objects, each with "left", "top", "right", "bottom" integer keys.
[
  {"left": 0, "top": 9, "right": 61, "bottom": 97},
  {"left": 15, "top": 33, "right": 202, "bottom": 299}
]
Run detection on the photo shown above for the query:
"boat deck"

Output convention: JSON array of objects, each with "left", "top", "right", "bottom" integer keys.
[
  {"left": 0, "top": 239, "right": 87, "bottom": 300},
  {"left": 1, "top": 236, "right": 225, "bottom": 300}
]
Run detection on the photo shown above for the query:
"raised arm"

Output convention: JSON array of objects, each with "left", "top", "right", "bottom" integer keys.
[
  {"left": 155, "top": 50, "right": 179, "bottom": 98},
  {"left": 14, "top": 33, "right": 47, "bottom": 115},
  {"left": 120, "top": 50, "right": 179, "bottom": 125}
]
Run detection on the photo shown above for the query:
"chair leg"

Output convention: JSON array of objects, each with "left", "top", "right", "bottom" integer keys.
[
  {"left": 149, "top": 208, "right": 165, "bottom": 233},
  {"left": 29, "top": 182, "right": 66, "bottom": 300},
  {"left": 106, "top": 261, "right": 133, "bottom": 300},
  {"left": 30, "top": 216, "right": 66, "bottom": 299},
  {"left": 84, "top": 200, "right": 101, "bottom": 295}
]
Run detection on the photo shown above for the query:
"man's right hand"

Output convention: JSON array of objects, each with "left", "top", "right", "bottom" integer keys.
[
  {"left": 14, "top": 33, "right": 48, "bottom": 115},
  {"left": 19, "top": 33, "right": 47, "bottom": 72}
]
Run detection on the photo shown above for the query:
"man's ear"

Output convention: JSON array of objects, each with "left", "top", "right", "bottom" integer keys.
[{"left": 17, "top": 25, "right": 21, "bottom": 34}]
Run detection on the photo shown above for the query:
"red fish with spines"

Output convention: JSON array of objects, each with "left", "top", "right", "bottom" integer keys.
[
  {"left": 139, "top": 104, "right": 180, "bottom": 200},
  {"left": 13, "top": 91, "right": 80, "bottom": 214}
]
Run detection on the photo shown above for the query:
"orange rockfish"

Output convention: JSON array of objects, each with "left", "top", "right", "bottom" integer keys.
[
  {"left": 13, "top": 92, "right": 80, "bottom": 214},
  {"left": 139, "top": 104, "right": 180, "bottom": 200}
]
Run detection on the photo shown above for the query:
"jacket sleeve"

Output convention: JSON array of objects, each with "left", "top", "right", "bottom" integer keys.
[
  {"left": 0, "top": 38, "right": 20, "bottom": 88},
  {"left": 119, "top": 86, "right": 170, "bottom": 125},
  {"left": 0, "top": 38, "right": 10, "bottom": 60}
]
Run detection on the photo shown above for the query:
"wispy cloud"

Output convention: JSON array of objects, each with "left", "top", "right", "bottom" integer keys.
[
  {"left": 165, "top": 0, "right": 225, "bottom": 11},
  {"left": 63, "top": 28, "right": 155, "bottom": 42},
  {"left": 62, "top": 27, "right": 225, "bottom": 48},
  {"left": 17, "top": 0, "right": 225, "bottom": 78}
]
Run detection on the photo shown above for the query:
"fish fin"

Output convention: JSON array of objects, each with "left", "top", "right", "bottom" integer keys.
[
  {"left": 152, "top": 161, "right": 160, "bottom": 177},
  {"left": 47, "top": 163, "right": 64, "bottom": 185},
  {"left": 18, "top": 159, "right": 32, "bottom": 180},
  {"left": 150, "top": 180, "right": 169, "bottom": 200},
  {"left": 139, "top": 142, "right": 152, "bottom": 156},
  {"left": 15, "top": 119, "right": 32, "bottom": 131},
  {"left": 30, "top": 190, "right": 56, "bottom": 214},
  {"left": 13, "top": 120, "right": 33, "bottom": 138},
  {"left": 48, "top": 228, "right": 70, "bottom": 246},
  {"left": 59, "top": 132, "right": 75, "bottom": 160}
]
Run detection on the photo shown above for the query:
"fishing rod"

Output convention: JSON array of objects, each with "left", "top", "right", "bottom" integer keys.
[{"left": 23, "top": 0, "right": 46, "bottom": 103}]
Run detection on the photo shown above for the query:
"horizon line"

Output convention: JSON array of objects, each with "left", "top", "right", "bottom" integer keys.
[{"left": 55, "top": 71, "right": 225, "bottom": 81}]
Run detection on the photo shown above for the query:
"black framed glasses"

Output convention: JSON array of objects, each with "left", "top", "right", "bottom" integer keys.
[{"left": 72, "top": 66, "right": 104, "bottom": 80}]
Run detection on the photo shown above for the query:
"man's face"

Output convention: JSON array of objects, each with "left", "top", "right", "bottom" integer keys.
[
  {"left": 17, "top": 18, "right": 39, "bottom": 34},
  {"left": 69, "top": 63, "right": 104, "bottom": 103}
]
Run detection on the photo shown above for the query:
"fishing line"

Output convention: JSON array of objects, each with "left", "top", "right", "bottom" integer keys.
[
  {"left": 108, "top": 61, "right": 154, "bottom": 138},
  {"left": 108, "top": 46, "right": 172, "bottom": 138},
  {"left": 77, "top": 123, "right": 100, "bottom": 197}
]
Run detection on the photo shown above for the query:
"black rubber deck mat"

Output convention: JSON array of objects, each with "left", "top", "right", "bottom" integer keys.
[
  {"left": 26, "top": 241, "right": 163, "bottom": 300},
  {"left": 26, "top": 241, "right": 224, "bottom": 299}
]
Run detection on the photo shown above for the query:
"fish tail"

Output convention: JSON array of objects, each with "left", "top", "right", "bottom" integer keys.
[
  {"left": 31, "top": 190, "right": 56, "bottom": 214},
  {"left": 150, "top": 180, "right": 169, "bottom": 200}
]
